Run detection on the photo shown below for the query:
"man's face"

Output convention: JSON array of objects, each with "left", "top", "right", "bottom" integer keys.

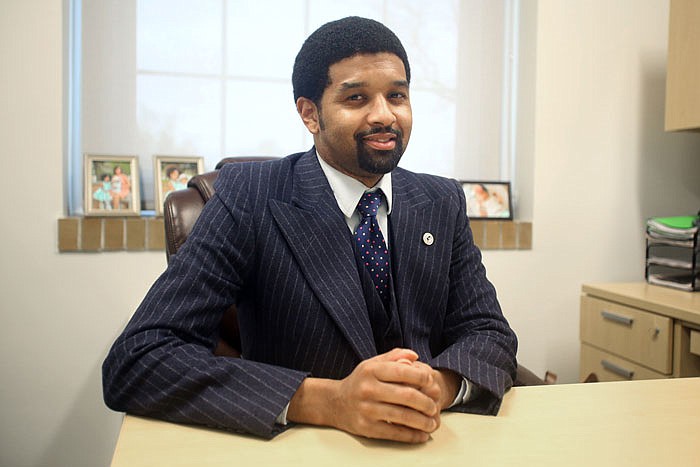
[{"left": 297, "top": 52, "right": 412, "bottom": 187}]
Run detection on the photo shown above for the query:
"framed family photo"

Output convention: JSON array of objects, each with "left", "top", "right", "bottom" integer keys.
[
  {"left": 461, "top": 181, "right": 513, "bottom": 220},
  {"left": 84, "top": 154, "right": 140, "bottom": 216},
  {"left": 154, "top": 156, "right": 204, "bottom": 216}
]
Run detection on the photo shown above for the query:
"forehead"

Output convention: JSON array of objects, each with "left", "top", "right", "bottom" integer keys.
[{"left": 326, "top": 53, "right": 408, "bottom": 88}]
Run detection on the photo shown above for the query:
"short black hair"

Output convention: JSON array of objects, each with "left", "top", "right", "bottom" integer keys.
[
  {"left": 165, "top": 165, "right": 180, "bottom": 178},
  {"left": 292, "top": 16, "right": 411, "bottom": 105}
]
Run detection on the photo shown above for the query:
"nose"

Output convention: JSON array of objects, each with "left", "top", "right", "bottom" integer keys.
[{"left": 367, "top": 96, "right": 396, "bottom": 127}]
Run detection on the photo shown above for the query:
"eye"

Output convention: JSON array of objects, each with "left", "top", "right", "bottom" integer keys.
[
  {"left": 389, "top": 92, "right": 408, "bottom": 101},
  {"left": 347, "top": 94, "right": 365, "bottom": 102}
]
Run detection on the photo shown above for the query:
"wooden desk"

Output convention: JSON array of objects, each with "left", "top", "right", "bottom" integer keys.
[{"left": 110, "top": 377, "right": 700, "bottom": 467}]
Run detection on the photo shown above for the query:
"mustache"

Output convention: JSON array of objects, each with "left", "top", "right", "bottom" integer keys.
[{"left": 355, "top": 126, "right": 402, "bottom": 140}]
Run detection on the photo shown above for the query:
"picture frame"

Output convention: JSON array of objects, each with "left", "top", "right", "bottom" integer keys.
[
  {"left": 461, "top": 181, "right": 513, "bottom": 220},
  {"left": 84, "top": 154, "right": 140, "bottom": 216},
  {"left": 153, "top": 155, "right": 205, "bottom": 216}
]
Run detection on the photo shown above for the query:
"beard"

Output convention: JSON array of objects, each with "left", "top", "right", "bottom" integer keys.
[{"left": 354, "top": 126, "right": 405, "bottom": 174}]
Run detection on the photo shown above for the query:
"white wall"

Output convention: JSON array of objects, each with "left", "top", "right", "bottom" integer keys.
[
  {"left": 1, "top": 4, "right": 166, "bottom": 466},
  {"left": 1, "top": 0, "right": 700, "bottom": 466}
]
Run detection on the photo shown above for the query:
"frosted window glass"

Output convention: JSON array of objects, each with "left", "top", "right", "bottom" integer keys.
[
  {"left": 386, "top": 0, "right": 458, "bottom": 89},
  {"left": 225, "top": 80, "right": 309, "bottom": 156},
  {"left": 137, "top": 0, "right": 222, "bottom": 74},
  {"left": 307, "top": 0, "right": 381, "bottom": 31},
  {"left": 137, "top": 75, "right": 221, "bottom": 207},
  {"left": 400, "top": 89, "right": 456, "bottom": 178},
  {"left": 226, "top": 0, "right": 305, "bottom": 79}
]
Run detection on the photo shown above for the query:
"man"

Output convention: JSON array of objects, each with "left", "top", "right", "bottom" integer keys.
[{"left": 103, "top": 16, "right": 517, "bottom": 444}]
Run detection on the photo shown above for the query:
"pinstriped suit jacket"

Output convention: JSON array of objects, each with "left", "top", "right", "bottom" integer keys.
[{"left": 102, "top": 148, "right": 517, "bottom": 438}]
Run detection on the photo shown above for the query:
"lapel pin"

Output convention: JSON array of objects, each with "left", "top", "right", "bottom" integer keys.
[{"left": 422, "top": 232, "right": 434, "bottom": 246}]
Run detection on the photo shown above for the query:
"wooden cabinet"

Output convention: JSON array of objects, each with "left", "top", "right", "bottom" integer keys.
[
  {"left": 665, "top": 0, "right": 700, "bottom": 131},
  {"left": 580, "top": 282, "right": 700, "bottom": 382}
]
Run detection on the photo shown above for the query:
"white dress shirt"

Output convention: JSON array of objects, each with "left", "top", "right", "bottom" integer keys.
[{"left": 316, "top": 152, "right": 392, "bottom": 241}]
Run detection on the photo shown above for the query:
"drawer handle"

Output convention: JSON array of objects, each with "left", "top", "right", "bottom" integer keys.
[
  {"left": 601, "top": 310, "right": 634, "bottom": 326},
  {"left": 601, "top": 359, "right": 634, "bottom": 379}
]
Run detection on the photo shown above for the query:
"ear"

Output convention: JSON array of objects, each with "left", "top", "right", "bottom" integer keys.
[{"left": 296, "top": 97, "right": 320, "bottom": 134}]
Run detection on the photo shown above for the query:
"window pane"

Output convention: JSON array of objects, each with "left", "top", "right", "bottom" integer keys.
[
  {"left": 307, "top": 0, "right": 382, "bottom": 31},
  {"left": 225, "top": 80, "right": 309, "bottom": 156},
  {"left": 226, "top": 0, "right": 305, "bottom": 79},
  {"left": 137, "top": 0, "right": 222, "bottom": 74},
  {"left": 386, "top": 0, "right": 458, "bottom": 89},
  {"left": 137, "top": 75, "right": 222, "bottom": 208},
  {"left": 400, "top": 89, "right": 455, "bottom": 177}
]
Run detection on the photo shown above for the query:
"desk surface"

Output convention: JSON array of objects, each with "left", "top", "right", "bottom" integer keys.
[{"left": 110, "top": 377, "right": 700, "bottom": 467}]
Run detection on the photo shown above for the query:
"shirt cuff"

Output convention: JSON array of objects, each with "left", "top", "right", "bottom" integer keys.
[
  {"left": 448, "top": 377, "right": 477, "bottom": 408},
  {"left": 275, "top": 403, "right": 290, "bottom": 426}
]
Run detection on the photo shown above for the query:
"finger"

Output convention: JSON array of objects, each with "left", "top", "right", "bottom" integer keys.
[
  {"left": 372, "top": 380, "right": 439, "bottom": 417},
  {"left": 362, "top": 417, "right": 432, "bottom": 444},
  {"left": 374, "top": 348, "right": 419, "bottom": 364},
  {"left": 379, "top": 403, "right": 440, "bottom": 433},
  {"left": 371, "top": 360, "right": 435, "bottom": 390},
  {"left": 407, "top": 362, "right": 442, "bottom": 401}
]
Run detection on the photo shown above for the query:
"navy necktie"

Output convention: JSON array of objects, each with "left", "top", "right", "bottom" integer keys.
[{"left": 354, "top": 191, "right": 390, "bottom": 306}]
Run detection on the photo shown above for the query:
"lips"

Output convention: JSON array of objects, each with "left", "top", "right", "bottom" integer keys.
[{"left": 362, "top": 133, "right": 397, "bottom": 151}]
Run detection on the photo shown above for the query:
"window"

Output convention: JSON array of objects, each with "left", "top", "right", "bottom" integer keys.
[{"left": 69, "top": 0, "right": 521, "bottom": 214}]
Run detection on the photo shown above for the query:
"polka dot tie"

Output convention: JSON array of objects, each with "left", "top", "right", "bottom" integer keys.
[{"left": 355, "top": 191, "right": 390, "bottom": 306}]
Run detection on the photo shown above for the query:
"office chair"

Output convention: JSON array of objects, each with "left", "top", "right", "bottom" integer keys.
[{"left": 162, "top": 157, "right": 545, "bottom": 386}]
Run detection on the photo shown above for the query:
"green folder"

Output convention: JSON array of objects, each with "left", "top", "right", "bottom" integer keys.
[{"left": 651, "top": 216, "right": 698, "bottom": 230}]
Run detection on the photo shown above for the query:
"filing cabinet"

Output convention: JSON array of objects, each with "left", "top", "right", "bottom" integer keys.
[{"left": 580, "top": 283, "right": 700, "bottom": 382}]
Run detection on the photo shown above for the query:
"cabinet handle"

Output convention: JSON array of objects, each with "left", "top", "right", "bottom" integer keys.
[
  {"left": 601, "top": 359, "right": 634, "bottom": 379},
  {"left": 601, "top": 310, "right": 634, "bottom": 326}
]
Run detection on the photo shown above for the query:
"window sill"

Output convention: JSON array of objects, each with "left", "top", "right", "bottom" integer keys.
[
  {"left": 57, "top": 217, "right": 165, "bottom": 252},
  {"left": 470, "top": 220, "right": 532, "bottom": 250},
  {"left": 57, "top": 218, "right": 531, "bottom": 253}
]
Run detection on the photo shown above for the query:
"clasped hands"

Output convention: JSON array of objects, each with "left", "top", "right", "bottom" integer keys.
[{"left": 287, "top": 348, "right": 460, "bottom": 443}]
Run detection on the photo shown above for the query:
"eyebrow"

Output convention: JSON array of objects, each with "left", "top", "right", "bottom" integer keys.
[{"left": 338, "top": 80, "right": 409, "bottom": 91}]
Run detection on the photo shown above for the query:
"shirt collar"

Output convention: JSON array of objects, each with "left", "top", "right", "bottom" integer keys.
[{"left": 316, "top": 150, "right": 393, "bottom": 218}]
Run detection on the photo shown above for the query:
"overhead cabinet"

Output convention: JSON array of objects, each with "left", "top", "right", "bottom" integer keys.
[{"left": 665, "top": 0, "right": 700, "bottom": 131}]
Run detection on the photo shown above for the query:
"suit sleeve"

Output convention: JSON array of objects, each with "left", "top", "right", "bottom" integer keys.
[
  {"left": 102, "top": 165, "right": 308, "bottom": 438},
  {"left": 429, "top": 179, "right": 518, "bottom": 415}
]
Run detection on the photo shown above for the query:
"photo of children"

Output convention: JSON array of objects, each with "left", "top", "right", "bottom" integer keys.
[
  {"left": 110, "top": 165, "right": 131, "bottom": 210},
  {"left": 162, "top": 165, "right": 191, "bottom": 196},
  {"left": 84, "top": 155, "right": 140, "bottom": 216},
  {"left": 93, "top": 173, "right": 112, "bottom": 210},
  {"left": 154, "top": 156, "right": 204, "bottom": 216},
  {"left": 462, "top": 182, "right": 512, "bottom": 219}
]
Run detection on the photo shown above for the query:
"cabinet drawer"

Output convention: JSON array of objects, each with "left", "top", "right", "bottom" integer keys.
[
  {"left": 691, "top": 329, "right": 700, "bottom": 357},
  {"left": 580, "top": 295, "right": 672, "bottom": 374},
  {"left": 580, "top": 343, "right": 666, "bottom": 382}
]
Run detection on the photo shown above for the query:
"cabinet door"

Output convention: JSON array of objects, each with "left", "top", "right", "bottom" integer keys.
[{"left": 580, "top": 296, "right": 672, "bottom": 374}]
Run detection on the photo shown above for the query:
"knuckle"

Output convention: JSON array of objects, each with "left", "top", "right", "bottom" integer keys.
[
  {"left": 355, "top": 416, "right": 371, "bottom": 432},
  {"left": 356, "top": 381, "right": 373, "bottom": 399}
]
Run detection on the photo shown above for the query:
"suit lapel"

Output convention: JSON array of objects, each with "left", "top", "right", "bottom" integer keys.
[
  {"left": 388, "top": 169, "right": 436, "bottom": 332},
  {"left": 269, "top": 150, "right": 376, "bottom": 360}
]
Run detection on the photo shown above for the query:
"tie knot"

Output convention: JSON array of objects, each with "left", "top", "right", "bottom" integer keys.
[{"left": 357, "top": 191, "right": 382, "bottom": 218}]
